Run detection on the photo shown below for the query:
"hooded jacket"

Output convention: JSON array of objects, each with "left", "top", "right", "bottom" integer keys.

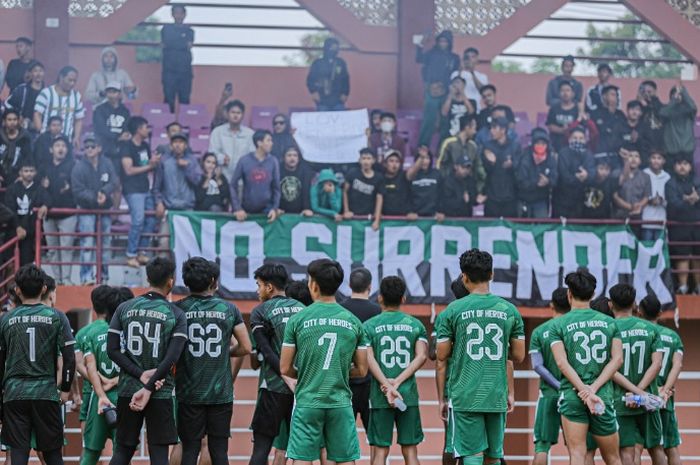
[
  {"left": 660, "top": 87, "right": 697, "bottom": 155},
  {"left": 552, "top": 147, "right": 596, "bottom": 217},
  {"left": 71, "top": 155, "right": 118, "bottom": 209},
  {"left": 665, "top": 172, "right": 700, "bottom": 222},
  {"left": 93, "top": 99, "right": 131, "bottom": 159},
  {"left": 306, "top": 39, "right": 350, "bottom": 106},
  {"left": 515, "top": 144, "right": 558, "bottom": 203},
  {"left": 0, "top": 127, "right": 32, "bottom": 188},
  {"left": 415, "top": 31, "right": 460, "bottom": 88},
  {"left": 310, "top": 169, "right": 342, "bottom": 218},
  {"left": 481, "top": 138, "right": 520, "bottom": 203},
  {"left": 84, "top": 47, "right": 135, "bottom": 104},
  {"left": 152, "top": 150, "right": 202, "bottom": 210}
]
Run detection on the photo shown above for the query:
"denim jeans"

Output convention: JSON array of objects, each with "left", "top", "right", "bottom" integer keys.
[
  {"left": 419, "top": 87, "right": 445, "bottom": 146},
  {"left": 43, "top": 215, "right": 77, "bottom": 285},
  {"left": 78, "top": 213, "right": 112, "bottom": 284},
  {"left": 316, "top": 102, "right": 346, "bottom": 111},
  {"left": 641, "top": 228, "right": 663, "bottom": 242},
  {"left": 520, "top": 200, "right": 550, "bottom": 219},
  {"left": 124, "top": 192, "right": 157, "bottom": 257}
]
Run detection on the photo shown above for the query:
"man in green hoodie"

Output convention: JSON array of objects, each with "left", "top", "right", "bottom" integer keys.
[
  {"left": 311, "top": 169, "right": 342, "bottom": 220},
  {"left": 660, "top": 84, "right": 697, "bottom": 167}
]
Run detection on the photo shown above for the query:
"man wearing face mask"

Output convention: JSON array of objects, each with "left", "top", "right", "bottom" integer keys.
[
  {"left": 552, "top": 127, "right": 596, "bottom": 218},
  {"left": 306, "top": 38, "right": 350, "bottom": 111},
  {"left": 515, "top": 129, "right": 558, "bottom": 218},
  {"left": 368, "top": 112, "right": 406, "bottom": 162}
]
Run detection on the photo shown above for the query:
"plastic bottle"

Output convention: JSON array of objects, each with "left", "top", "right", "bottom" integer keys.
[
  {"left": 394, "top": 398, "right": 407, "bottom": 412},
  {"left": 594, "top": 401, "right": 605, "bottom": 415}
]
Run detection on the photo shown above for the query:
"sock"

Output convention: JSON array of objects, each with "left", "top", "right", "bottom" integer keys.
[
  {"left": 207, "top": 436, "right": 229, "bottom": 465},
  {"left": 149, "top": 444, "right": 170, "bottom": 465},
  {"left": 80, "top": 449, "right": 102, "bottom": 465},
  {"left": 10, "top": 448, "right": 30, "bottom": 465},
  {"left": 109, "top": 445, "right": 137, "bottom": 465},
  {"left": 42, "top": 449, "right": 64, "bottom": 465},
  {"left": 181, "top": 440, "right": 202, "bottom": 465},
  {"left": 249, "top": 432, "right": 275, "bottom": 465}
]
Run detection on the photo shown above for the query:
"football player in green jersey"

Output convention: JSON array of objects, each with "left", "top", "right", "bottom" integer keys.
[
  {"left": 608, "top": 285, "right": 665, "bottom": 465},
  {"left": 280, "top": 259, "right": 369, "bottom": 465},
  {"left": 0, "top": 265, "right": 76, "bottom": 465},
  {"left": 107, "top": 257, "right": 188, "bottom": 465},
  {"left": 249, "top": 264, "right": 305, "bottom": 465},
  {"left": 549, "top": 270, "right": 623, "bottom": 465},
  {"left": 435, "top": 249, "right": 526, "bottom": 465},
  {"left": 81, "top": 287, "right": 134, "bottom": 465},
  {"left": 639, "top": 295, "right": 684, "bottom": 465},
  {"left": 176, "top": 257, "right": 251, "bottom": 465},
  {"left": 365, "top": 276, "right": 428, "bottom": 465},
  {"left": 529, "top": 287, "right": 570, "bottom": 465}
]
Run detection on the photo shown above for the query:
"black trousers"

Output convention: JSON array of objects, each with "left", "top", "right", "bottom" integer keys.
[{"left": 162, "top": 69, "right": 192, "bottom": 113}]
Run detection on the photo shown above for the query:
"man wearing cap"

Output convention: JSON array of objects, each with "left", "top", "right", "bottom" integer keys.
[
  {"left": 437, "top": 114, "right": 485, "bottom": 195},
  {"left": 441, "top": 154, "right": 478, "bottom": 217},
  {"left": 481, "top": 117, "right": 520, "bottom": 217},
  {"left": 590, "top": 85, "right": 626, "bottom": 157},
  {"left": 515, "top": 129, "right": 558, "bottom": 218},
  {"left": 586, "top": 63, "right": 620, "bottom": 113},
  {"left": 545, "top": 55, "right": 583, "bottom": 108},
  {"left": 93, "top": 81, "right": 131, "bottom": 164},
  {"left": 71, "top": 134, "right": 118, "bottom": 284}
]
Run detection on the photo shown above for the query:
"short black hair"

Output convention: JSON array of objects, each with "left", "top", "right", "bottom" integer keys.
[
  {"left": 597, "top": 63, "right": 612, "bottom": 73},
  {"left": 609, "top": 283, "right": 636, "bottom": 310},
  {"left": 41, "top": 272, "right": 56, "bottom": 301},
  {"left": 172, "top": 5, "right": 186, "bottom": 13},
  {"left": 28, "top": 60, "right": 44, "bottom": 72},
  {"left": 380, "top": 276, "right": 406, "bottom": 307},
  {"left": 91, "top": 285, "right": 114, "bottom": 316},
  {"left": 459, "top": 249, "right": 492, "bottom": 284},
  {"left": 558, "top": 80, "right": 574, "bottom": 91},
  {"left": 108, "top": 287, "right": 135, "bottom": 323},
  {"left": 380, "top": 112, "right": 396, "bottom": 121},
  {"left": 146, "top": 257, "right": 176, "bottom": 288},
  {"left": 182, "top": 257, "right": 219, "bottom": 293},
  {"left": 564, "top": 270, "right": 597, "bottom": 301},
  {"left": 641, "top": 80, "right": 657, "bottom": 90},
  {"left": 627, "top": 100, "right": 642, "bottom": 110},
  {"left": 450, "top": 277, "right": 469, "bottom": 299},
  {"left": 253, "top": 130, "right": 272, "bottom": 148},
  {"left": 7, "top": 285, "right": 21, "bottom": 308},
  {"left": 225, "top": 100, "right": 245, "bottom": 113},
  {"left": 166, "top": 121, "right": 181, "bottom": 132},
  {"left": 359, "top": 147, "right": 376, "bottom": 158},
  {"left": 590, "top": 295, "right": 613, "bottom": 317},
  {"left": 464, "top": 47, "right": 479, "bottom": 56},
  {"left": 349, "top": 268, "right": 372, "bottom": 293},
  {"left": 459, "top": 113, "right": 476, "bottom": 132},
  {"left": 16, "top": 36, "right": 33, "bottom": 46},
  {"left": 57, "top": 65, "right": 78, "bottom": 80},
  {"left": 2, "top": 108, "right": 20, "bottom": 120},
  {"left": 127, "top": 116, "right": 149, "bottom": 134},
  {"left": 285, "top": 280, "right": 312, "bottom": 306},
  {"left": 14, "top": 265, "right": 45, "bottom": 299},
  {"left": 254, "top": 263, "right": 289, "bottom": 291},
  {"left": 480, "top": 84, "right": 496, "bottom": 95},
  {"left": 639, "top": 293, "right": 661, "bottom": 320},
  {"left": 551, "top": 287, "right": 571, "bottom": 313},
  {"left": 307, "top": 259, "right": 344, "bottom": 296},
  {"left": 48, "top": 115, "right": 63, "bottom": 125}
]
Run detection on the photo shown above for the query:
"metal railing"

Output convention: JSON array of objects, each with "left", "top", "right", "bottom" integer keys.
[{"left": 0, "top": 237, "right": 20, "bottom": 303}]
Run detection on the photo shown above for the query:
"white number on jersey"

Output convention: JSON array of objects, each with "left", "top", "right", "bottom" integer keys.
[
  {"left": 659, "top": 346, "right": 671, "bottom": 376},
  {"left": 465, "top": 323, "right": 504, "bottom": 361},
  {"left": 573, "top": 330, "right": 608, "bottom": 365},
  {"left": 379, "top": 335, "right": 411, "bottom": 369},
  {"left": 318, "top": 332, "right": 338, "bottom": 370},
  {"left": 622, "top": 341, "right": 646, "bottom": 376},
  {"left": 188, "top": 323, "right": 223, "bottom": 357},
  {"left": 126, "top": 321, "right": 162, "bottom": 357}
]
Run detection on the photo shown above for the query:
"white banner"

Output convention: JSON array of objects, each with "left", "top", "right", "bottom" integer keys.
[{"left": 291, "top": 109, "right": 368, "bottom": 163}]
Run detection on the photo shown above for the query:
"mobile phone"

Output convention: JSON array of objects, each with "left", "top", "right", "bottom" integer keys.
[{"left": 225, "top": 82, "right": 233, "bottom": 93}]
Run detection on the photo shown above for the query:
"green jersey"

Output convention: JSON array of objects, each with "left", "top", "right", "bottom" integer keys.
[
  {"left": 109, "top": 292, "right": 187, "bottom": 400},
  {"left": 614, "top": 316, "right": 662, "bottom": 416},
  {"left": 83, "top": 319, "right": 119, "bottom": 380},
  {"left": 529, "top": 319, "right": 562, "bottom": 397},
  {"left": 282, "top": 302, "right": 368, "bottom": 408},
  {"left": 364, "top": 310, "right": 428, "bottom": 408},
  {"left": 435, "top": 293, "right": 525, "bottom": 413},
  {"left": 175, "top": 295, "right": 243, "bottom": 404},
  {"left": 250, "top": 295, "right": 305, "bottom": 395},
  {"left": 656, "top": 325, "right": 683, "bottom": 411},
  {"left": 0, "top": 303, "right": 76, "bottom": 402},
  {"left": 75, "top": 320, "right": 101, "bottom": 397},
  {"left": 549, "top": 309, "right": 621, "bottom": 402}
]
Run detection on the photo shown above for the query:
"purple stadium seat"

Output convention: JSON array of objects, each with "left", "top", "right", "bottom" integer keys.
[
  {"left": 397, "top": 109, "right": 423, "bottom": 120},
  {"left": 694, "top": 117, "right": 700, "bottom": 137},
  {"left": 150, "top": 128, "right": 170, "bottom": 152},
  {"left": 514, "top": 111, "right": 530, "bottom": 123},
  {"left": 178, "top": 104, "right": 210, "bottom": 130},
  {"left": 142, "top": 102, "right": 176, "bottom": 128},
  {"left": 83, "top": 101, "right": 93, "bottom": 125},
  {"left": 397, "top": 118, "right": 421, "bottom": 150},
  {"left": 189, "top": 128, "right": 211, "bottom": 155},
  {"left": 536, "top": 112, "right": 547, "bottom": 128},
  {"left": 515, "top": 117, "right": 534, "bottom": 140},
  {"left": 288, "top": 106, "right": 315, "bottom": 117},
  {"left": 250, "top": 106, "right": 279, "bottom": 130}
]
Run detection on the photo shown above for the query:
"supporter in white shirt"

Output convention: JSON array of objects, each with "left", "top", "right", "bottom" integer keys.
[
  {"left": 642, "top": 150, "right": 671, "bottom": 241},
  {"left": 208, "top": 99, "right": 255, "bottom": 181},
  {"left": 450, "top": 47, "right": 488, "bottom": 112},
  {"left": 34, "top": 65, "right": 85, "bottom": 150}
]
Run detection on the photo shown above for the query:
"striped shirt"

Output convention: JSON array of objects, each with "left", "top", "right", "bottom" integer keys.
[{"left": 34, "top": 85, "right": 85, "bottom": 138}]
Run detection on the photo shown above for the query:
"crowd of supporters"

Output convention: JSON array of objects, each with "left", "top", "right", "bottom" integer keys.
[{"left": 0, "top": 6, "right": 699, "bottom": 292}]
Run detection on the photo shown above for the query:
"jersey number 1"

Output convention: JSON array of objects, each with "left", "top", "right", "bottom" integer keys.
[{"left": 26, "top": 327, "right": 36, "bottom": 362}]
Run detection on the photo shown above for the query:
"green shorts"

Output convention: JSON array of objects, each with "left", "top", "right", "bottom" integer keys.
[
  {"left": 447, "top": 409, "right": 505, "bottom": 458},
  {"left": 534, "top": 395, "right": 561, "bottom": 453},
  {"left": 586, "top": 433, "right": 597, "bottom": 451},
  {"left": 368, "top": 407, "right": 423, "bottom": 447},
  {"left": 287, "top": 406, "right": 359, "bottom": 462},
  {"left": 660, "top": 409, "right": 681, "bottom": 449},
  {"left": 558, "top": 394, "right": 618, "bottom": 437},
  {"left": 273, "top": 420, "right": 289, "bottom": 451},
  {"left": 83, "top": 390, "right": 118, "bottom": 451},
  {"left": 617, "top": 412, "right": 663, "bottom": 449},
  {"left": 79, "top": 386, "right": 93, "bottom": 422}
]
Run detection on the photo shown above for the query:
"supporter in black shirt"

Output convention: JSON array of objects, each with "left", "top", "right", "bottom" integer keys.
[
  {"left": 552, "top": 127, "right": 596, "bottom": 218},
  {"left": 343, "top": 148, "right": 383, "bottom": 230},
  {"left": 340, "top": 267, "right": 381, "bottom": 436},
  {"left": 441, "top": 155, "right": 477, "bottom": 217},
  {"left": 0, "top": 109, "right": 33, "bottom": 189},
  {"left": 380, "top": 150, "right": 411, "bottom": 216},
  {"left": 195, "top": 153, "right": 231, "bottom": 212},
  {"left": 476, "top": 84, "right": 514, "bottom": 131},
  {"left": 546, "top": 80, "right": 579, "bottom": 153},
  {"left": 93, "top": 81, "right": 131, "bottom": 162},
  {"left": 591, "top": 85, "right": 626, "bottom": 155},
  {"left": 515, "top": 129, "right": 558, "bottom": 218},
  {"left": 612, "top": 100, "right": 645, "bottom": 160},
  {"left": 4, "top": 37, "right": 33, "bottom": 93},
  {"left": 161, "top": 5, "right": 194, "bottom": 112},
  {"left": 582, "top": 156, "right": 615, "bottom": 219},
  {"left": 33, "top": 116, "right": 65, "bottom": 172},
  {"left": 406, "top": 145, "right": 443, "bottom": 219},
  {"left": 278, "top": 146, "right": 313, "bottom": 216},
  {"left": 481, "top": 117, "right": 519, "bottom": 217},
  {"left": 4, "top": 60, "right": 44, "bottom": 127}
]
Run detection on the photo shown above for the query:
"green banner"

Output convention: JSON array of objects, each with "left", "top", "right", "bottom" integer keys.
[{"left": 169, "top": 212, "right": 674, "bottom": 307}]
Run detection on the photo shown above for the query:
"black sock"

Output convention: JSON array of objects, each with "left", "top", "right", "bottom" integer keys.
[
  {"left": 109, "top": 445, "right": 136, "bottom": 465},
  {"left": 149, "top": 444, "right": 170, "bottom": 465},
  {"left": 207, "top": 436, "right": 229, "bottom": 465},
  {"left": 42, "top": 448, "right": 64, "bottom": 465},
  {"left": 249, "top": 432, "right": 275, "bottom": 465},
  {"left": 181, "top": 440, "right": 202, "bottom": 465},
  {"left": 10, "top": 448, "right": 30, "bottom": 465}
]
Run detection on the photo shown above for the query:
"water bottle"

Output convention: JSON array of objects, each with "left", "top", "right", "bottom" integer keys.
[
  {"left": 623, "top": 393, "right": 664, "bottom": 411},
  {"left": 594, "top": 401, "right": 605, "bottom": 415},
  {"left": 103, "top": 406, "right": 118, "bottom": 428},
  {"left": 394, "top": 398, "right": 407, "bottom": 412},
  {"left": 623, "top": 394, "right": 645, "bottom": 407}
]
